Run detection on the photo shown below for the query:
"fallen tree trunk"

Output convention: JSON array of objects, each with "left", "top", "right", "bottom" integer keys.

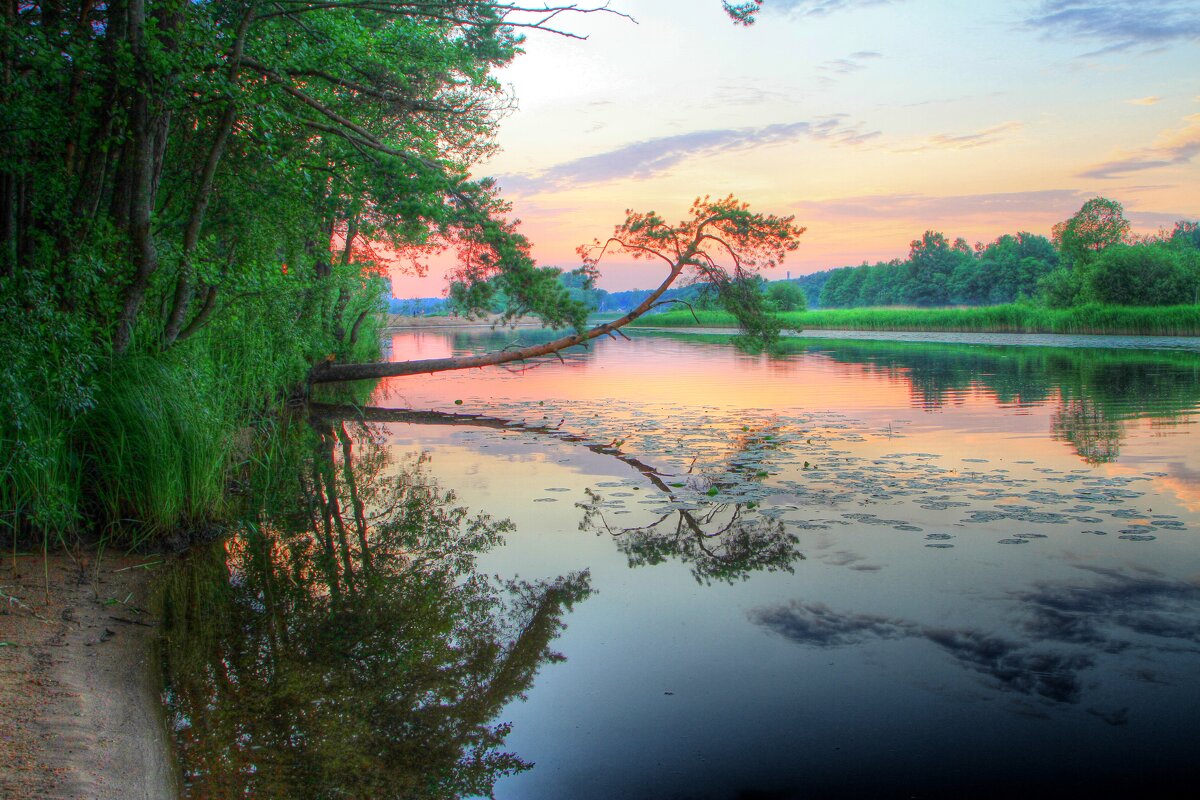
[
  {"left": 309, "top": 264, "right": 684, "bottom": 384},
  {"left": 308, "top": 196, "right": 802, "bottom": 384}
]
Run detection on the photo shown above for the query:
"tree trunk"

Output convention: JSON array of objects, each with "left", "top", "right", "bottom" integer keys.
[
  {"left": 163, "top": 7, "right": 254, "bottom": 347},
  {"left": 309, "top": 264, "right": 683, "bottom": 383},
  {"left": 113, "top": 0, "right": 161, "bottom": 354}
]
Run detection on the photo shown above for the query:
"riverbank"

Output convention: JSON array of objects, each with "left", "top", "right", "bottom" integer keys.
[
  {"left": 627, "top": 304, "right": 1200, "bottom": 336},
  {"left": 0, "top": 554, "right": 175, "bottom": 799}
]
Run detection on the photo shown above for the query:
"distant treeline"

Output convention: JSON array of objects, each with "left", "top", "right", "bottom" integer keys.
[
  {"left": 813, "top": 231, "right": 1058, "bottom": 308},
  {"left": 809, "top": 198, "right": 1199, "bottom": 310},
  {"left": 394, "top": 198, "right": 1200, "bottom": 318}
]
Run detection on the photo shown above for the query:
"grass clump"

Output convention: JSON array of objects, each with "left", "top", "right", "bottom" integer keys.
[{"left": 76, "top": 357, "right": 232, "bottom": 546}]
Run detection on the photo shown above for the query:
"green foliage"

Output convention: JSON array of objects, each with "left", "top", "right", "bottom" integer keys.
[
  {"left": 2, "top": 0, "right": 529, "bottom": 541},
  {"left": 901, "top": 231, "right": 964, "bottom": 305},
  {"left": 0, "top": 274, "right": 97, "bottom": 536},
  {"left": 580, "top": 195, "right": 805, "bottom": 348},
  {"left": 719, "top": 274, "right": 781, "bottom": 344},
  {"left": 76, "top": 358, "right": 232, "bottom": 545},
  {"left": 723, "top": 1, "right": 764, "bottom": 25},
  {"left": 815, "top": 232, "right": 1057, "bottom": 309},
  {"left": 1081, "top": 243, "right": 1197, "bottom": 306},
  {"left": 806, "top": 201, "right": 1197, "bottom": 314},
  {"left": 766, "top": 281, "right": 807, "bottom": 312},
  {"left": 1052, "top": 197, "right": 1131, "bottom": 268},
  {"left": 1037, "top": 268, "right": 1083, "bottom": 309}
]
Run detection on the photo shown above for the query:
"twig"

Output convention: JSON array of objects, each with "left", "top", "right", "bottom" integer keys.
[
  {"left": 112, "top": 560, "right": 162, "bottom": 573},
  {"left": 0, "top": 585, "right": 51, "bottom": 623}
]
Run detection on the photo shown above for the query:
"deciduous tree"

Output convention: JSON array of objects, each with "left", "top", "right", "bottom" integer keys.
[{"left": 1052, "top": 197, "right": 1131, "bottom": 269}]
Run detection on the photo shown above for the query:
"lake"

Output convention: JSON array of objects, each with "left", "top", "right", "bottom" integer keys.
[{"left": 159, "top": 328, "right": 1200, "bottom": 799}]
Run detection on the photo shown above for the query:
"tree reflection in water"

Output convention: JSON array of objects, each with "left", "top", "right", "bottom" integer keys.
[
  {"left": 158, "top": 419, "right": 591, "bottom": 799},
  {"left": 1051, "top": 397, "right": 1124, "bottom": 464},
  {"left": 577, "top": 421, "right": 805, "bottom": 585},
  {"left": 577, "top": 491, "right": 802, "bottom": 584},
  {"left": 312, "top": 406, "right": 807, "bottom": 585}
]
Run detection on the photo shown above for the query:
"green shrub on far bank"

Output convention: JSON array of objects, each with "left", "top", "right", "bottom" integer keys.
[{"left": 628, "top": 304, "right": 1200, "bottom": 336}]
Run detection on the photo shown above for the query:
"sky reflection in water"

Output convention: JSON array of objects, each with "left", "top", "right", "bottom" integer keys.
[
  {"left": 164, "top": 329, "right": 1200, "bottom": 799},
  {"left": 372, "top": 329, "right": 1200, "bottom": 799}
]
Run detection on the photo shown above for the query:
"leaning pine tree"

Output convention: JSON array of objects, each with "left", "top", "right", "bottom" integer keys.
[{"left": 310, "top": 196, "right": 805, "bottom": 383}]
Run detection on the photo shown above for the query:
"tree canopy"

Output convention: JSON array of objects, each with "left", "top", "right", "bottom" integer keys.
[{"left": 1051, "top": 197, "right": 1131, "bottom": 269}]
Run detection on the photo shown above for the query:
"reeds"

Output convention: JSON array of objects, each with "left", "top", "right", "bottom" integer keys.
[
  {"left": 629, "top": 304, "right": 1200, "bottom": 336},
  {"left": 76, "top": 357, "right": 233, "bottom": 547},
  {"left": 1, "top": 288, "right": 384, "bottom": 548}
]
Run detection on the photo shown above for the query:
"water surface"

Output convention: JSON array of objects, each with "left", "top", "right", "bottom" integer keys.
[{"left": 163, "top": 329, "right": 1200, "bottom": 798}]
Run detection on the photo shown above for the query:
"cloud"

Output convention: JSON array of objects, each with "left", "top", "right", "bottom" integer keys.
[
  {"left": 1077, "top": 113, "right": 1200, "bottom": 179},
  {"left": 899, "top": 121, "right": 1023, "bottom": 152},
  {"left": 768, "top": 0, "right": 904, "bottom": 17},
  {"left": 789, "top": 189, "right": 1094, "bottom": 221},
  {"left": 1024, "top": 1, "right": 1200, "bottom": 54},
  {"left": 495, "top": 118, "right": 881, "bottom": 195},
  {"left": 818, "top": 50, "right": 883, "bottom": 76},
  {"left": 711, "top": 85, "right": 796, "bottom": 107},
  {"left": 1126, "top": 96, "right": 1162, "bottom": 106}
]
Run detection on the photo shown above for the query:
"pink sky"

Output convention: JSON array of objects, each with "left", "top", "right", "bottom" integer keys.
[{"left": 391, "top": 1, "right": 1200, "bottom": 297}]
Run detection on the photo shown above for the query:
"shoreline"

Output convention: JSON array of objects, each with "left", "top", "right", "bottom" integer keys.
[
  {"left": 627, "top": 304, "right": 1200, "bottom": 337},
  {"left": 0, "top": 553, "right": 177, "bottom": 799},
  {"left": 633, "top": 326, "right": 1200, "bottom": 351}
]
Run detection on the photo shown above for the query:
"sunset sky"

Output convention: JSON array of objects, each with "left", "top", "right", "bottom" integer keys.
[{"left": 392, "top": 0, "right": 1200, "bottom": 295}]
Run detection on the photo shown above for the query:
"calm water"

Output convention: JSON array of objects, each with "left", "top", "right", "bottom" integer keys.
[{"left": 161, "top": 329, "right": 1200, "bottom": 799}]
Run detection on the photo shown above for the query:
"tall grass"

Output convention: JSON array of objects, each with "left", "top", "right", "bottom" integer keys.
[
  {"left": 1, "top": 272, "right": 385, "bottom": 549},
  {"left": 76, "top": 357, "right": 233, "bottom": 546},
  {"left": 629, "top": 304, "right": 1200, "bottom": 336},
  {"left": 0, "top": 409, "right": 81, "bottom": 542}
]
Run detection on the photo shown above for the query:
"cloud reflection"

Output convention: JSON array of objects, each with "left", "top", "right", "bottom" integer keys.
[
  {"left": 752, "top": 568, "right": 1200, "bottom": 707},
  {"left": 751, "top": 601, "right": 910, "bottom": 646},
  {"left": 750, "top": 601, "right": 1091, "bottom": 702},
  {"left": 1016, "top": 566, "right": 1200, "bottom": 650}
]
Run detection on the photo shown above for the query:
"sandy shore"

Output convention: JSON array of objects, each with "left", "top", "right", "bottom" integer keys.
[{"left": 0, "top": 553, "right": 176, "bottom": 799}]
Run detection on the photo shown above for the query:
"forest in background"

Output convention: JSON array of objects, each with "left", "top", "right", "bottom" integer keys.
[{"left": 397, "top": 197, "right": 1198, "bottom": 317}]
